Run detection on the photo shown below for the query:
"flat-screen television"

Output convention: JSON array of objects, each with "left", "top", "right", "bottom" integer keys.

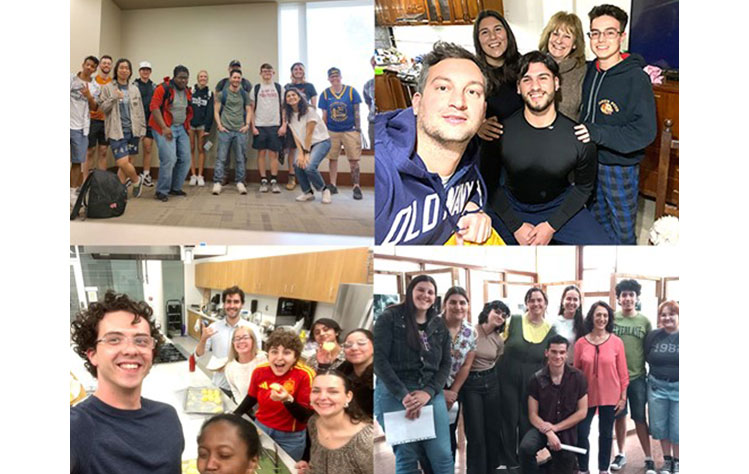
[{"left": 629, "top": 0, "right": 679, "bottom": 72}]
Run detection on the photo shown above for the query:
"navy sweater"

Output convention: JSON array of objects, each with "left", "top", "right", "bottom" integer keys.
[
  {"left": 580, "top": 54, "right": 657, "bottom": 166},
  {"left": 190, "top": 84, "right": 214, "bottom": 131},
  {"left": 374, "top": 107, "right": 486, "bottom": 245}
]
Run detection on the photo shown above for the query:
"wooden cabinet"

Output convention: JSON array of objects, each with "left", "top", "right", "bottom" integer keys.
[
  {"left": 194, "top": 248, "right": 369, "bottom": 303},
  {"left": 376, "top": 0, "right": 502, "bottom": 26},
  {"left": 639, "top": 81, "right": 679, "bottom": 208}
]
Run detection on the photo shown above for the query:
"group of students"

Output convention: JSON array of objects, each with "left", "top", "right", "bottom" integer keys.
[
  {"left": 375, "top": 4, "right": 657, "bottom": 246},
  {"left": 70, "top": 56, "right": 373, "bottom": 207},
  {"left": 70, "top": 289, "right": 375, "bottom": 474},
  {"left": 374, "top": 276, "right": 679, "bottom": 474}
]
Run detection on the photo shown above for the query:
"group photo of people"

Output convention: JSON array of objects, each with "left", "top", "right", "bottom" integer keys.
[
  {"left": 374, "top": 1, "right": 678, "bottom": 246},
  {"left": 69, "top": 0, "right": 374, "bottom": 243},
  {"left": 372, "top": 246, "right": 679, "bottom": 474}
]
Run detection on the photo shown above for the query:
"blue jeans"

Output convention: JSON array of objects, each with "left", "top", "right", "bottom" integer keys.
[
  {"left": 154, "top": 125, "right": 191, "bottom": 195},
  {"left": 254, "top": 419, "right": 306, "bottom": 462},
  {"left": 577, "top": 405, "right": 616, "bottom": 472},
  {"left": 70, "top": 129, "right": 87, "bottom": 163},
  {"left": 293, "top": 139, "right": 331, "bottom": 193},
  {"left": 374, "top": 379, "right": 454, "bottom": 474},
  {"left": 461, "top": 368, "right": 504, "bottom": 473},
  {"left": 615, "top": 375, "right": 648, "bottom": 423},
  {"left": 648, "top": 376, "right": 678, "bottom": 443},
  {"left": 215, "top": 130, "right": 248, "bottom": 184}
]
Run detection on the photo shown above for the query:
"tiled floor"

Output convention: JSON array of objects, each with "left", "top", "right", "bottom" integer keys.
[
  {"left": 72, "top": 181, "right": 373, "bottom": 234},
  {"left": 71, "top": 181, "right": 374, "bottom": 244}
]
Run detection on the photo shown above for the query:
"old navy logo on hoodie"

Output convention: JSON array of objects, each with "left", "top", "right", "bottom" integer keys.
[{"left": 381, "top": 179, "right": 480, "bottom": 245}]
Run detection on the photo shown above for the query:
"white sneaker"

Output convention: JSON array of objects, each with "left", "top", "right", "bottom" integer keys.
[
  {"left": 212, "top": 183, "right": 221, "bottom": 195},
  {"left": 271, "top": 181, "right": 281, "bottom": 193},
  {"left": 609, "top": 454, "right": 626, "bottom": 471},
  {"left": 197, "top": 175, "right": 205, "bottom": 186},
  {"left": 296, "top": 192, "right": 314, "bottom": 202},
  {"left": 322, "top": 188, "right": 332, "bottom": 204},
  {"left": 237, "top": 182, "right": 248, "bottom": 195},
  {"left": 259, "top": 180, "right": 269, "bottom": 193},
  {"left": 189, "top": 175, "right": 198, "bottom": 186}
]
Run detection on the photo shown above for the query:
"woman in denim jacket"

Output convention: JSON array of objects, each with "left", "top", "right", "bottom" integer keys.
[{"left": 374, "top": 275, "right": 453, "bottom": 474}]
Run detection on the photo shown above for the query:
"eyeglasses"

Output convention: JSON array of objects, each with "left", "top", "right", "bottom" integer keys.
[
  {"left": 233, "top": 335, "right": 252, "bottom": 343},
  {"left": 587, "top": 29, "right": 622, "bottom": 40},
  {"left": 343, "top": 340, "right": 370, "bottom": 350},
  {"left": 96, "top": 334, "right": 156, "bottom": 349}
]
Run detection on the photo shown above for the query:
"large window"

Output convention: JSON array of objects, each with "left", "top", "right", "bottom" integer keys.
[{"left": 279, "top": 1, "right": 374, "bottom": 142}]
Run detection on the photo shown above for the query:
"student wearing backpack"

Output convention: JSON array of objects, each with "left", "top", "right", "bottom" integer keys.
[
  {"left": 97, "top": 58, "right": 145, "bottom": 198},
  {"left": 318, "top": 67, "right": 363, "bottom": 200},
  {"left": 213, "top": 68, "right": 254, "bottom": 195},
  {"left": 189, "top": 70, "right": 214, "bottom": 187},
  {"left": 149, "top": 65, "right": 194, "bottom": 202},
  {"left": 251, "top": 64, "right": 286, "bottom": 193}
]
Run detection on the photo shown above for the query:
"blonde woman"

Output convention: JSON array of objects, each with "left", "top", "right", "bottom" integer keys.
[
  {"left": 225, "top": 326, "right": 267, "bottom": 403},
  {"left": 538, "top": 11, "right": 587, "bottom": 119}
]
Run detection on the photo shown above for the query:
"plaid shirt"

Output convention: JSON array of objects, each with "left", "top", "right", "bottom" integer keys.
[{"left": 374, "top": 305, "right": 451, "bottom": 400}]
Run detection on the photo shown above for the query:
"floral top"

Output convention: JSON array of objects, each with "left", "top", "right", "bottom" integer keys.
[{"left": 445, "top": 318, "right": 478, "bottom": 387}]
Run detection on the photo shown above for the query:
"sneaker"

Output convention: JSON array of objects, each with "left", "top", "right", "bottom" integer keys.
[
  {"left": 271, "top": 180, "right": 281, "bottom": 193},
  {"left": 296, "top": 192, "right": 314, "bottom": 202},
  {"left": 168, "top": 189, "right": 186, "bottom": 196},
  {"left": 237, "top": 182, "right": 248, "bottom": 195},
  {"left": 132, "top": 178, "right": 144, "bottom": 198},
  {"left": 328, "top": 184, "right": 339, "bottom": 195},
  {"left": 259, "top": 179, "right": 269, "bottom": 193},
  {"left": 658, "top": 456, "right": 672, "bottom": 474},
  {"left": 671, "top": 459, "right": 678, "bottom": 473},
  {"left": 125, "top": 178, "right": 132, "bottom": 188},
  {"left": 142, "top": 173, "right": 154, "bottom": 187},
  {"left": 155, "top": 192, "right": 168, "bottom": 202},
  {"left": 353, "top": 186, "right": 363, "bottom": 200},
  {"left": 212, "top": 183, "right": 221, "bottom": 195},
  {"left": 644, "top": 459, "right": 656, "bottom": 474},
  {"left": 322, "top": 188, "right": 332, "bottom": 204},
  {"left": 197, "top": 175, "right": 205, "bottom": 186},
  {"left": 609, "top": 454, "right": 626, "bottom": 471},
  {"left": 189, "top": 175, "right": 198, "bottom": 186},
  {"left": 286, "top": 175, "right": 297, "bottom": 190}
]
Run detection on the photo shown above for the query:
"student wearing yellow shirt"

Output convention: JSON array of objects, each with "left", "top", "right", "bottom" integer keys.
[{"left": 497, "top": 288, "right": 557, "bottom": 470}]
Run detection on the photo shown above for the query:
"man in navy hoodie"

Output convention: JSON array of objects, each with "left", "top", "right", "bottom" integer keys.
[
  {"left": 375, "top": 41, "right": 492, "bottom": 245},
  {"left": 574, "top": 4, "right": 656, "bottom": 245}
]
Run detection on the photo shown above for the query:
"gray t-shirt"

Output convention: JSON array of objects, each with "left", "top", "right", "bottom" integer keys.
[
  {"left": 254, "top": 83, "right": 281, "bottom": 127},
  {"left": 171, "top": 88, "right": 188, "bottom": 126},
  {"left": 645, "top": 329, "right": 679, "bottom": 381},
  {"left": 70, "top": 74, "right": 91, "bottom": 131},
  {"left": 118, "top": 83, "right": 132, "bottom": 132},
  {"left": 221, "top": 88, "right": 250, "bottom": 131}
]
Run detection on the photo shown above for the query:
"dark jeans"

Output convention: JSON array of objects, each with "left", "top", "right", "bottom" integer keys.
[
  {"left": 519, "top": 428, "right": 576, "bottom": 474},
  {"left": 577, "top": 406, "right": 616, "bottom": 472},
  {"left": 461, "top": 368, "right": 504, "bottom": 474}
]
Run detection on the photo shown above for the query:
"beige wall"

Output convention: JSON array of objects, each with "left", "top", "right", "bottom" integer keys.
[
  {"left": 99, "top": 0, "right": 122, "bottom": 61},
  {"left": 70, "top": 0, "right": 102, "bottom": 72}
]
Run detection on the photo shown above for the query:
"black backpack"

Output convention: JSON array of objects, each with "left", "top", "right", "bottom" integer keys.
[{"left": 70, "top": 169, "right": 128, "bottom": 220}]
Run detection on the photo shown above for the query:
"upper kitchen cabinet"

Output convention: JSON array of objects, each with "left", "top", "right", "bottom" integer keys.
[
  {"left": 376, "top": 0, "right": 503, "bottom": 26},
  {"left": 194, "top": 248, "right": 370, "bottom": 303}
]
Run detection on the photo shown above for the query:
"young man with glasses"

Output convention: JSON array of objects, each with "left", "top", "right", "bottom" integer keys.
[
  {"left": 70, "top": 291, "right": 184, "bottom": 474},
  {"left": 195, "top": 285, "right": 259, "bottom": 397},
  {"left": 573, "top": 4, "right": 656, "bottom": 245}
]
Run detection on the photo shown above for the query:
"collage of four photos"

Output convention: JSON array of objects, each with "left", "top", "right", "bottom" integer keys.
[{"left": 68, "top": 1, "right": 679, "bottom": 474}]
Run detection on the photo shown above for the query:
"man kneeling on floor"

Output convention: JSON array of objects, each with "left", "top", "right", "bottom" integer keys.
[
  {"left": 520, "top": 335, "right": 588, "bottom": 474},
  {"left": 70, "top": 291, "right": 184, "bottom": 474}
]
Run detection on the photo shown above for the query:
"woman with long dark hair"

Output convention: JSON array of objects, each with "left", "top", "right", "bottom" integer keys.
[
  {"left": 553, "top": 285, "right": 585, "bottom": 361},
  {"left": 574, "top": 302, "right": 629, "bottom": 474},
  {"left": 497, "top": 287, "right": 556, "bottom": 469},
  {"left": 295, "top": 370, "right": 373, "bottom": 474},
  {"left": 339, "top": 328, "right": 374, "bottom": 417},
  {"left": 283, "top": 88, "right": 333, "bottom": 204},
  {"left": 374, "top": 275, "right": 453, "bottom": 474},
  {"left": 462, "top": 300, "right": 508, "bottom": 473}
]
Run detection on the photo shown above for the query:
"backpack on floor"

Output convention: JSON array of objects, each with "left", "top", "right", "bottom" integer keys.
[{"left": 70, "top": 169, "right": 127, "bottom": 220}]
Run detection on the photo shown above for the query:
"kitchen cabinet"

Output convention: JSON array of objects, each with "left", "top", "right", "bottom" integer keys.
[
  {"left": 376, "top": 0, "right": 502, "bottom": 26},
  {"left": 194, "top": 248, "right": 370, "bottom": 303}
]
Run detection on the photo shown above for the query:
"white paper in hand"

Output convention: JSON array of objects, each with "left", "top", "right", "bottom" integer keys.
[{"left": 383, "top": 405, "right": 436, "bottom": 446}]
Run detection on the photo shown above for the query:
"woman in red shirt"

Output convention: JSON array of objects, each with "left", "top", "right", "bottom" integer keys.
[{"left": 574, "top": 302, "right": 629, "bottom": 474}]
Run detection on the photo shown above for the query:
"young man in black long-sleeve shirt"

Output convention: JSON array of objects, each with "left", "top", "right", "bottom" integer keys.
[{"left": 483, "top": 51, "right": 612, "bottom": 245}]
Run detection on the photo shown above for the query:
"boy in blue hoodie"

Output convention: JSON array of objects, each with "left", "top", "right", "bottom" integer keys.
[
  {"left": 574, "top": 4, "right": 656, "bottom": 245},
  {"left": 375, "top": 42, "right": 492, "bottom": 245}
]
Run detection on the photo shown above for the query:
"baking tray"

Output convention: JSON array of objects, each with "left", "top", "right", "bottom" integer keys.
[{"left": 184, "top": 386, "right": 224, "bottom": 414}]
